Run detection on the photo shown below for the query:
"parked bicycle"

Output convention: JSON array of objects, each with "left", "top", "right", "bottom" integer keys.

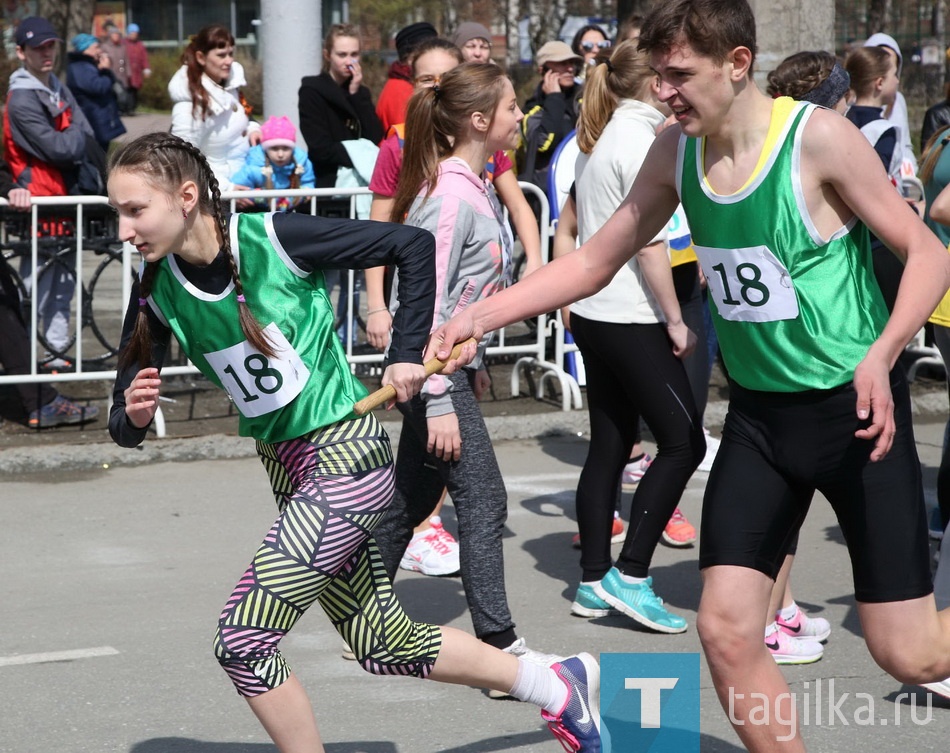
[{"left": 0, "top": 206, "right": 132, "bottom": 368}]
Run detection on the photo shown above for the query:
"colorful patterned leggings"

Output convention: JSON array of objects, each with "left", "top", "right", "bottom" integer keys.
[{"left": 212, "top": 413, "right": 443, "bottom": 697}]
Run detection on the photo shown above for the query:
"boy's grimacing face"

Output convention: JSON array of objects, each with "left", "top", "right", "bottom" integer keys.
[{"left": 651, "top": 41, "right": 735, "bottom": 137}]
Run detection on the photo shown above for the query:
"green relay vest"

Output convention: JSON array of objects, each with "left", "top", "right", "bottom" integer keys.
[
  {"left": 677, "top": 100, "right": 889, "bottom": 392},
  {"left": 147, "top": 212, "right": 368, "bottom": 443}
]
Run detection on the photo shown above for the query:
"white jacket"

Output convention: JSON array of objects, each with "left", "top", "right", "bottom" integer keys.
[
  {"left": 168, "top": 61, "right": 260, "bottom": 190},
  {"left": 572, "top": 98, "right": 669, "bottom": 324}
]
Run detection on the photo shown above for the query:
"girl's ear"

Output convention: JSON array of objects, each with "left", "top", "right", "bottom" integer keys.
[
  {"left": 179, "top": 180, "right": 201, "bottom": 215},
  {"left": 471, "top": 110, "right": 490, "bottom": 134},
  {"left": 195, "top": 50, "right": 206, "bottom": 68}
]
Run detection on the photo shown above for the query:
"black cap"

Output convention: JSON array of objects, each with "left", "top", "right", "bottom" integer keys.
[
  {"left": 395, "top": 22, "right": 437, "bottom": 60},
  {"left": 15, "top": 17, "right": 62, "bottom": 48}
]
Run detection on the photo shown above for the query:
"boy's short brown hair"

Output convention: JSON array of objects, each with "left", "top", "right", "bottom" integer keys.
[{"left": 638, "top": 0, "right": 757, "bottom": 68}]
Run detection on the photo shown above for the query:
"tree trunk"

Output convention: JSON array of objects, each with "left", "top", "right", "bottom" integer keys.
[
  {"left": 866, "top": 0, "right": 892, "bottom": 36},
  {"left": 38, "top": 0, "right": 95, "bottom": 74}
]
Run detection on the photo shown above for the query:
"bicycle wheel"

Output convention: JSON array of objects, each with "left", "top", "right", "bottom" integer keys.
[
  {"left": 85, "top": 245, "right": 132, "bottom": 363},
  {"left": 32, "top": 250, "right": 79, "bottom": 363}
]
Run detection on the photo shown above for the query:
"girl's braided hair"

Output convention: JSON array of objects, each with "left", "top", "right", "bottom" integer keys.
[{"left": 109, "top": 132, "right": 276, "bottom": 370}]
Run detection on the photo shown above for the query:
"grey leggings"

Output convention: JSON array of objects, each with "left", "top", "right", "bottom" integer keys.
[{"left": 373, "top": 369, "right": 516, "bottom": 648}]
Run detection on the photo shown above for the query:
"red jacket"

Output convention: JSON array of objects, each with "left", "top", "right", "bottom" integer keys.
[
  {"left": 375, "top": 62, "right": 413, "bottom": 136},
  {"left": 125, "top": 38, "right": 150, "bottom": 90}
]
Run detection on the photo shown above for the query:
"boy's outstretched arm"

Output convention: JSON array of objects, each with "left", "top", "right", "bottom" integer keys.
[{"left": 429, "top": 128, "right": 682, "bottom": 367}]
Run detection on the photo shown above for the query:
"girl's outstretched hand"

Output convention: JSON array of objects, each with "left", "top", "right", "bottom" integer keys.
[
  {"left": 125, "top": 367, "right": 161, "bottom": 428},
  {"left": 381, "top": 362, "right": 427, "bottom": 407}
]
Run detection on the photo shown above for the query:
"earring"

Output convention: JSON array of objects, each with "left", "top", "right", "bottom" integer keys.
[{"left": 182, "top": 208, "right": 188, "bottom": 219}]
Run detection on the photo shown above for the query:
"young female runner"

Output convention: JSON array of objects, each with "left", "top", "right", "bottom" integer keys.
[{"left": 106, "top": 132, "right": 600, "bottom": 753}]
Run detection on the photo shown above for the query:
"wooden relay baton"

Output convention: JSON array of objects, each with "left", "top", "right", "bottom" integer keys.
[{"left": 353, "top": 338, "right": 477, "bottom": 415}]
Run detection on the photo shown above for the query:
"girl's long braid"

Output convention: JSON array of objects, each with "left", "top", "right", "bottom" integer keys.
[{"left": 112, "top": 133, "right": 276, "bottom": 371}]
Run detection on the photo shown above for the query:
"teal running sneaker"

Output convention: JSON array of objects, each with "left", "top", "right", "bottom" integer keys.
[
  {"left": 570, "top": 583, "right": 617, "bottom": 618},
  {"left": 593, "top": 568, "right": 687, "bottom": 634}
]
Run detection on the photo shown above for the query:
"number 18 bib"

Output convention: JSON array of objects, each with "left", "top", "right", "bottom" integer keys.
[
  {"left": 694, "top": 244, "right": 799, "bottom": 323},
  {"left": 204, "top": 322, "right": 311, "bottom": 418}
]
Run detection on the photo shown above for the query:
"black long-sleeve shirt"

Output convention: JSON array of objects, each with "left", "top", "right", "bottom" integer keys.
[{"left": 109, "top": 212, "right": 435, "bottom": 446}]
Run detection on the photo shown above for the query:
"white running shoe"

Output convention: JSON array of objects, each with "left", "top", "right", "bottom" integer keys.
[
  {"left": 765, "top": 624, "right": 823, "bottom": 665},
  {"left": 398, "top": 516, "right": 461, "bottom": 576},
  {"left": 775, "top": 604, "right": 831, "bottom": 643},
  {"left": 696, "top": 428, "right": 720, "bottom": 473},
  {"left": 920, "top": 678, "right": 950, "bottom": 701},
  {"left": 621, "top": 454, "right": 653, "bottom": 491},
  {"left": 488, "top": 637, "right": 563, "bottom": 699}
]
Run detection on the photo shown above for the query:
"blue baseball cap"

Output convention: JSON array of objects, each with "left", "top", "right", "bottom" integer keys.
[
  {"left": 127, "top": 23, "right": 141, "bottom": 34},
  {"left": 15, "top": 17, "right": 62, "bottom": 48}
]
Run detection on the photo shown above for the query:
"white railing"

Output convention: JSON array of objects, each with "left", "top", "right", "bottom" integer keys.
[{"left": 0, "top": 183, "right": 582, "bottom": 435}]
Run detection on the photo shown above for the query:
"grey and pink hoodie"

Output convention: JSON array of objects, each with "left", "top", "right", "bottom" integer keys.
[{"left": 390, "top": 157, "right": 513, "bottom": 417}]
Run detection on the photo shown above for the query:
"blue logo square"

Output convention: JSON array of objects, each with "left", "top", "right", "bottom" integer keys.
[{"left": 600, "top": 652, "right": 700, "bottom": 753}]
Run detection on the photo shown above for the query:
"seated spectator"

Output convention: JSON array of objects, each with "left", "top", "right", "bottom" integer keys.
[
  {"left": 66, "top": 33, "right": 127, "bottom": 152},
  {"left": 231, "top": 116, "right": 315, "bottom": 212},
  {"left": 376, "top": 22, "right": 437, "bottom": 134},
  {"left": 0, "top": 155, "right": 99, "bottom": 428},
  {"left": 519, "top": 41, "right": 581, "bottom": 190}
]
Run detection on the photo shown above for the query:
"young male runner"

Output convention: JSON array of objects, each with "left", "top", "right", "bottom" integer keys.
[{"left": 428, "top": 1, "right": 950, "bottom": 749}]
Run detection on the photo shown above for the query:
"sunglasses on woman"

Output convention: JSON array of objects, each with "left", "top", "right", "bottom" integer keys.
[{"left": 580, "top": 40, "right": 612, "bottom": 52}]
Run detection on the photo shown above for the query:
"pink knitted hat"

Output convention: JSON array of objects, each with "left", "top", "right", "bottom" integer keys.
[{"left": 260, "top": 116, "right": 297, "bottom": 148}]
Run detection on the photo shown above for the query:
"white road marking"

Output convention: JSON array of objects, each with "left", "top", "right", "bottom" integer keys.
[
  {"left": 504, "top": 472, "right": 578, "bottom": 495},
  {"left": 0, "top": 646, "right": 120, "bottom": 667}
]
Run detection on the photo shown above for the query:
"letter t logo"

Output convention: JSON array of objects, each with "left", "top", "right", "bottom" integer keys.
[{"left": 625, "top": 678, "right": 679, "bottom": 728}]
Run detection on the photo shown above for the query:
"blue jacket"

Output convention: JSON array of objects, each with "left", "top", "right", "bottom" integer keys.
[
  {"left": 66, "top": 51, "right": 126, "bottom": 146},
  {"left": 232, "top": 145, "right": 316, "bottom": 191}
]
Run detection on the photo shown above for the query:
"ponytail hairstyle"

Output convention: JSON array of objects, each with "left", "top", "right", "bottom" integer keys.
[
  {"left": 844, "top": 46, "right": 892, "bottom": 99},
  {"left": 109, "top": 133, "right": 276, "bottom": 370},
  {"left": 390, "top": 62, "right": 509, "bottom": 223},
  {"left": 920, "top": 124, "right": 950, "bottom": 185},
  {"left": 182, "top": 24, "right": 236, "bottom": 121},
  {"left": 576, "top": 40, "right": 657, "bottom": 154}
]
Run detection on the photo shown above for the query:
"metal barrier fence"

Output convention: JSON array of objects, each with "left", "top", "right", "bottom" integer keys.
[{"left": 0, "top": 184, "right": 581, "bottom": 436}]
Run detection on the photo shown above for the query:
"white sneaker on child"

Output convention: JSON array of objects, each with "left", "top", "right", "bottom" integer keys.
[
  {"left": 766, "top": 624, "right": 823, "bottom": 665},
  {"left": 775, "top": 604, "right": 831, "bottom": 642},
  {"left": 696, "top": 428, "right": 720, "bottom": 473},
  {"left": 398, "top": 516, "right": 461, "bottom": 576}
]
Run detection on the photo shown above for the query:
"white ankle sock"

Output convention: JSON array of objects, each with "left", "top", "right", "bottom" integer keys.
[
  {"left": 765, "top": 621, "right": 780, "bottom": 639},
  {"left": 777, "top": 602, "right": 798, "bottom": 621},
  {"left": 509, "top": 659, "right": 569, "bottom": 714},
  {"left": 616, "top": 571, "right": 647, "bottom": 585}
]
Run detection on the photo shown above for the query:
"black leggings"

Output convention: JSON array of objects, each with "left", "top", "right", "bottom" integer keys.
[{"left": 571, "top": 313, "right": 705, "bottom": 581}]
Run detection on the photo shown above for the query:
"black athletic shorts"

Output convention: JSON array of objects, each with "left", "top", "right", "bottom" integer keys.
[{"left": 699, "top": 369, "right": 933, "bottom": 604}]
